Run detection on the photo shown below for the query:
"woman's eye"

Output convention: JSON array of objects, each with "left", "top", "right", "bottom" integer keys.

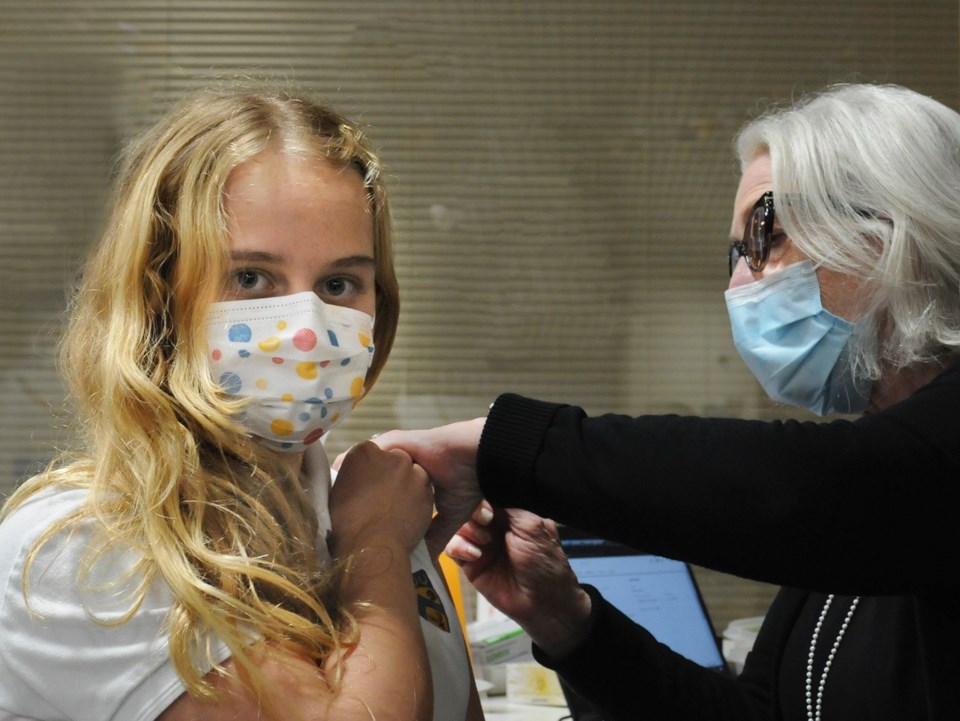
[{"left": 767, "top": 232, "right": 791, "bottom": 262}]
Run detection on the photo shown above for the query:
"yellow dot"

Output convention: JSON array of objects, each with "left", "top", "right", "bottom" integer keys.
[
  {"left": 296, "top": 362, "right": 318, "bottom": 380},
  {"left": 281, "top": 393, "right": 294, "bottom": 402},
  {"left": 359, "top": 332, "right": 372, "bottom": 347},
  {"left": 277, "top": 320, "right": 287, "bottom": 330},
  {"left": 350, "top": 376, "right": 365, "bottom": 398},
  {"left": 258, "top": 337, "right": 281, "bottom": 352},
  {"left": 256, "top": 378, "right": 268, "bottom": 390},
  {"left": 270, "top": 419, "right": 294, "bottom": 436}
]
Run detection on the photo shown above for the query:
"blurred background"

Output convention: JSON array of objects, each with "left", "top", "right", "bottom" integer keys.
[{"left": 1, "top": 0, "right": 957, "bottom": 630}]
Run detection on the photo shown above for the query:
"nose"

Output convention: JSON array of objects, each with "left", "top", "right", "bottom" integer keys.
[
  {"left": 287, "top": 276, "right": 320, "bottom": 297},
  {"left": 727, "top": 256, "right": 759, "bottom": 290}
]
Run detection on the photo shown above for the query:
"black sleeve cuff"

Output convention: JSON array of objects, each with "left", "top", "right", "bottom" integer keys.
[{"left": 477, "top": 393, "right": 565, "bottom": 507}]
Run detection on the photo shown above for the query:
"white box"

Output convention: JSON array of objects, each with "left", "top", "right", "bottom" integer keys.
[
  {"left": 467, "top": 616, "right": 535, "bottom": 694},
  {"left": 467, "top": 616, "right": 534, "bottom": 667}
]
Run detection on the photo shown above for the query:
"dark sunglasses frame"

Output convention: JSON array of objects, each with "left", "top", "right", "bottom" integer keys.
[{"left": 728, "top": 191, "right": 775, "bottom": 277}]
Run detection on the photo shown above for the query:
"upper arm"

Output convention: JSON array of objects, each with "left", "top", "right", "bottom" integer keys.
[
  {"left": 157, "top": 643, "right": 430, "bottom": 721},
  {"left": 157, "top": 644, "right": 430, "bottom": 721},
  {"left": 156, "top": 648, "right": 328, "bottom": 721}
]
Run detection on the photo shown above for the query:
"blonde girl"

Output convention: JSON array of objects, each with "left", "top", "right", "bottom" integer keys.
[{"left": 0, "top": 86, "right": 479, "bottom": 721}]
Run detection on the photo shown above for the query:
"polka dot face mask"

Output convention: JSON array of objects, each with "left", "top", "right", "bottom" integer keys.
[{"left": 207, "top": 291, "right": 375, "bottom": 452}]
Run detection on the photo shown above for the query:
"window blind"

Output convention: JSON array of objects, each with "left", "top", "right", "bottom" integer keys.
[{"left": 1, "top": 0, "right": 956, "bottom": 629}]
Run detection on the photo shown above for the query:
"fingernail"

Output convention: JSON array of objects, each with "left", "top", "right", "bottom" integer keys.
[
  {"left": 462, "top": 543, "right": 482, "bottom": 560},
  {"left": 477, "top": 506, "right": 494, "bottom": 525}
]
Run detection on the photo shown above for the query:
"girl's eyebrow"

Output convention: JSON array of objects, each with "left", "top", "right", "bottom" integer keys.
[
  {"left": 228, "top": 250, "right": 284, "bottom": 263},
  {"left": 332, "top": 254, "right": 376, "bottom": 269},
  {"left": 227, "top": 250, "right": 375, "bottom": 268}
]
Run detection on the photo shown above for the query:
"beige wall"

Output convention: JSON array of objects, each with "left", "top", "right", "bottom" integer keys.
[{"left": 1, "top": 0, "right": 957, "bottom": 631}]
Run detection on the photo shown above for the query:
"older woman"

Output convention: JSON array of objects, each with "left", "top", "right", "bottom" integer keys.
[{"left": 374, "top": 84, "right": 960, "bottom": 721}]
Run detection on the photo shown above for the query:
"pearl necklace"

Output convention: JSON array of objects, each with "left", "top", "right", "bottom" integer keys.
[{"left": 805, "top": 594, "right": 860, "bottom": 721}]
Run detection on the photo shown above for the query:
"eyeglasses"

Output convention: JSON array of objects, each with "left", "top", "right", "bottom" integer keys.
[{"left": 728, "top": 191, "right": 775, "bottom": 277}]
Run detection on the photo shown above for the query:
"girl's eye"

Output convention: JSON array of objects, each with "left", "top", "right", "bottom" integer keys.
[
  {"left": 323, "top": 277, "right": 352, "bottom": 297},
  {"left": 236, "top": 270, "right": 265, "bottom": 290}
]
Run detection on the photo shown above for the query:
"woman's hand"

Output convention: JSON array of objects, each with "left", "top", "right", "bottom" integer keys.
[
  {"left": 328, "top": 440, "right": 434, "bottom": 557},
  {"left": 447, "top": 503, "right": 593, "bottom": 659}
]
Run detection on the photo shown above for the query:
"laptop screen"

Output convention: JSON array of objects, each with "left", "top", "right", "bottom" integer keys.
[{"left": 558, "top": 526, "right": 727, "bottom": 673}]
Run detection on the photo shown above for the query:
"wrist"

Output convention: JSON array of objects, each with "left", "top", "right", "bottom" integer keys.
[
  {"left": 329, "top": 521, "right": 422, "bottom": 559},
  {"left": 331, "top": 534, "right": 412, "bottom": 567},
  {"left": 338, "top": 542, "right": 415, "bottom": 599},
  {"left": 521, "top": 585, "right": 593, "bottom": 660}
]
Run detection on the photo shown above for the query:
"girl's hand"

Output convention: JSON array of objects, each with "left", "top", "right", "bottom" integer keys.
[
  {"left": 367, "top": 418, "right": 487, "bottom": 555},
  {"left": 328, "top": 441, "right": 434, "bottom": 557}
]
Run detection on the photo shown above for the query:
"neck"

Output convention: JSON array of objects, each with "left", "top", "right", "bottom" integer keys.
[
  {"left": 275, "top": 450, "right": 306, "bottom": 479},
  {"left": 865, "top": 360, "right": 949, "bottom": 413}
]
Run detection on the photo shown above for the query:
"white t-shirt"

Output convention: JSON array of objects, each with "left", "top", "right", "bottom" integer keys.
[
  {"left": 0, "top": 445, "right": 471, "bottom": 721},
  {"left": 0, "top": 486, "right": 214, "bottom": 721}
]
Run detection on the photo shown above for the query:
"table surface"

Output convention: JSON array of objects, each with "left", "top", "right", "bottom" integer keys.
[{"left": 481, "top": 695, "right": 571, "bottom": 721}]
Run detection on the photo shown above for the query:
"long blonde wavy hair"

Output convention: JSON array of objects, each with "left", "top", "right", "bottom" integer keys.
[{"left": 2, "top": 85, "right": 400, "bottom": 701}]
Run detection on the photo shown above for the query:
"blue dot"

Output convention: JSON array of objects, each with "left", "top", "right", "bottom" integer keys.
[
  {"left": 327, "top": 330, "right": 340, "bottom": 347},
  {"left": 298, "top": 412, "right": 311, "bottom": 422},
  {"left": 324, "top": 387, "right": 334, "bottom": 399},
  {"left": 219, "top": 372, "right": 243, "bottom": 395},
  {"left": 238, "top": 349, "right": 250, "bottom": 358},
  {"left": 320, "top": 406, "right": 328, "bottom": 418},
  {"left": 340, "top": 357, "right": 351, "bottom": 366},
  {"left": 305, "top": 397, "right": 323, "bottom": 404},
  {"left": 228, "top": 324, "right": 253, "bottom": 343}
]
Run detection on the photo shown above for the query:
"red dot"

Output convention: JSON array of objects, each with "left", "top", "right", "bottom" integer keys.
[
  {"left": 293, "top": 328, "right": 318, "bottom": 352},
  {"left": 211, "top": 349, "right": 222, "bottom": 361},
  {"left": 304, "top": 428, "right": 325, "bottom": 444},
  {"left": 272, "top": 357, "right": 284, "bottom": 364}
]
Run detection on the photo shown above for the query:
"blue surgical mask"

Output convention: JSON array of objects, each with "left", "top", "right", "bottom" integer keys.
[{"left": 724, "top": 260, "right": 870, "bottom": 415}]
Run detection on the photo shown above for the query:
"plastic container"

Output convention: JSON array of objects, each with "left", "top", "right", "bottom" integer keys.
[{"left": 722, "top": 616, "right": 764, "bottom": 675}]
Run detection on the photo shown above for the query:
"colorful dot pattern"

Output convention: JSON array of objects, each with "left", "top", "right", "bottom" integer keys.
[{"left": 207, "top": 293, "right": 375, "bottom": 452}]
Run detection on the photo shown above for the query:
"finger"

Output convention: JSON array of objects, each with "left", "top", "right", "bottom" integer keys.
[
  {"left": 338, "top": 439, "right": 380, "bottom": 466},
  {"left": 366, "top": 428, "right": 405, "bottom": 450},
  {"left": 445, "top": 533, "right": 483, "bottom": 562},
  {"left": 472, "top": 500, "right": 494, "bottom": 526},
  {"left": 387, "top": 447, "right": 413, "bottom": 463},
  {"left": 405, "top": 462, "right": 431, "bottom": 497},
  {"left": 456, "top": 519, "right": 492, "bottom": 547}
]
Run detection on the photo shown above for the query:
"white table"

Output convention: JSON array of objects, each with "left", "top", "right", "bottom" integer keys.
[{"left": 481, "top": 695, "right": 570, "bottom": 720}]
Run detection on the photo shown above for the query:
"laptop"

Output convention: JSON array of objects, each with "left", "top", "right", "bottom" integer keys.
[{"left": 557, "top": 526, "right": 729, "bottom": 720}]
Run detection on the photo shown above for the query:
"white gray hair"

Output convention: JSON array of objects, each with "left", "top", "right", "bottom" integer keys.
[{"left": 736, "top": 83, "right": 960, "bottom": 379}]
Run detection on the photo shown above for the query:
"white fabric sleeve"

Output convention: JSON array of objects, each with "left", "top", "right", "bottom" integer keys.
[{"left": 0, "top": 488, "right": 231, "bottom": 721}]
